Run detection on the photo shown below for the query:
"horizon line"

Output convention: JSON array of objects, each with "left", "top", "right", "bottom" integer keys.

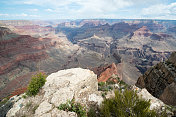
[{"left": 0, "top": 18, "right": 176, "bottom": 21}]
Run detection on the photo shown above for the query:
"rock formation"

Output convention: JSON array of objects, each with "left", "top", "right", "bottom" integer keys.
[
  {"left": 91, "top": 63, "right": 118, "bottom": 82},
  {"left": 6, "top": 68, "right": 103, "bottom": 117},
  {"left": 4, "top": 67, "right": 170, "bottom": 117},
  {"left": 132, "top": 85, "right": 165, "bottom": 110},
  {"left": 136, "top": 52, "right": 176, "bottom": 106}
]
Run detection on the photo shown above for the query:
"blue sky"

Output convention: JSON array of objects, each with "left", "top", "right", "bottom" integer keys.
[{"left": 0, "top": 0, "right": 176, "bottom": 20}]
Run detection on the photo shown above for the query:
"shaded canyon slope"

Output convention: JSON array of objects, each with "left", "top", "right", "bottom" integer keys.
[{"left": 136, "top": 52, "right": 176, "bottom": 106}]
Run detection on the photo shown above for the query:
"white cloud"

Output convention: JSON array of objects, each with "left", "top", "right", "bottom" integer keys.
[
  {"left": 0, "top": 13, "right": 40, "bottom": 18},
  {"left": 23, "top": 0, "right": 74, "bottom": 6},
  {"left": 129, "top": 0, "right": 160, "bottom": 6},
  {"left": 78, "top": 0, "right": 132, "bottom": 13},
  {"left": 29, "top": 9, "right": 38, "bottom": 12},
  {"left": 10, "top": 0, "right": 176, "bottom": 19},
  {"left": 15, "top": 13, "right": 28, "bottom": 17},
  {"left": 14, "top": 13, "right": 40, "bottom": 17},
  {"left": 45, "top": 9, "right": 54, "bottom": 12},
  {"left": 142, "top": 2, "right": 176, "bottom": 19},
  {"left": 0, "top": 13, "right": 9, "bottom": 16},
  {"left": 32, "top": 0, "right": 132, "bottom": 19},
  {"left": 23, "top": 0, "right": 132, "bottom": 12},
  {"left": 29, "top": 14, "right": 40, "bottom": 17}
]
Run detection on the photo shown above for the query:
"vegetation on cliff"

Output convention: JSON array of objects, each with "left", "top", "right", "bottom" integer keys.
[
  {"left": 26, "top": 72, "right": 47, "bottom": 96},
  {"left": 88, "top": 75, "right": 170, "bottom": 117},
  {"left": 58, "top": 99, "right": 87, "bottom": 117},
  {"left": 88, "top": 89, "right": 169, "bottom": 117},
  {"left": 99, "top": 89, "right": 167, "bottom": 117}
]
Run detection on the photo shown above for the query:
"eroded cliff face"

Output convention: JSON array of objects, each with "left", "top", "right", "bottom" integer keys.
[{"left": 136, "top": 52, "right": 176, "bottom": 106}]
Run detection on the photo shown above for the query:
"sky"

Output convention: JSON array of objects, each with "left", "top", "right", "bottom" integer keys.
[{"left": 0, "top": 0, "right": 176, "bottom": 20}]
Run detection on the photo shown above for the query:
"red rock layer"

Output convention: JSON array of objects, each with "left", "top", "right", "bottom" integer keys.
[
  {"left": 10, "top": 87, "right": 27, "bottom": 98},
  {"left": 0, "top": 35, "right": 56, "bottom": 75},
  {"left": 91, "top": 63, "right": 118, "bottom": 82},
  {"left": 98, "top": 63, "right": 118, "bottom": 82}
]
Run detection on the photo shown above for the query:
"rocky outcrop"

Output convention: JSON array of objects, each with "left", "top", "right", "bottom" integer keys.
[
  {"left": 132, "top": 86, "right": 165, "bottom": 110},
  {"left": 5, "top": 67, "right": 171, "bottom": 117},
  {"left": 91, "top": 63, "right": 118, "bottom": 82},
  {"left": 6, "top": 68, "right": 103, "bottom": 117},
  {"left": 136, "top": 52, "right": 176, "bottom": 106},
  {"left": 97, "top": 63, "right": 118, "bottom": 82}
]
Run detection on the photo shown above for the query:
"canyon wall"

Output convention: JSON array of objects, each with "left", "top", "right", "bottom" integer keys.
[{"left": 136, "top": 52, "right": 176, "bottom": 106}]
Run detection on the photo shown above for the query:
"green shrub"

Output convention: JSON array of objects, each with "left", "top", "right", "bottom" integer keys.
[
  {"left": 99, "top": 89, "right": 167, "bottom": 117},
  {"left": 26, "top": 72, "right": 47, "bottom": 96},
  {"left": 58, "top": 99, "right": 87, "bottom": 117}
]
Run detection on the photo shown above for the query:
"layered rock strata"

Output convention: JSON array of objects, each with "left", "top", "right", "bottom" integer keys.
[{"left": 136, "top": 52, "right": 176, "bottom": 106}]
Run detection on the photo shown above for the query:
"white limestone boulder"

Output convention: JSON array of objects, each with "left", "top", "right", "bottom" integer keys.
[
  {"left": 7, "top": 68, "right": 102, "bottom": 117},
  {"left": 133, "top": 86, "right": 165, "bottom": 110}
]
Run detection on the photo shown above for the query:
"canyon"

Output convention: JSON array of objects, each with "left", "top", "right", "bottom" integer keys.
[{"left": 0, "top": 19, "right": 176, "bottom": 100}]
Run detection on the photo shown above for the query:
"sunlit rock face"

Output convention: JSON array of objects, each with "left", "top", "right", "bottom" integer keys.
[{"left": 6, "top": 68, "right": 103, "bottom": 117}]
